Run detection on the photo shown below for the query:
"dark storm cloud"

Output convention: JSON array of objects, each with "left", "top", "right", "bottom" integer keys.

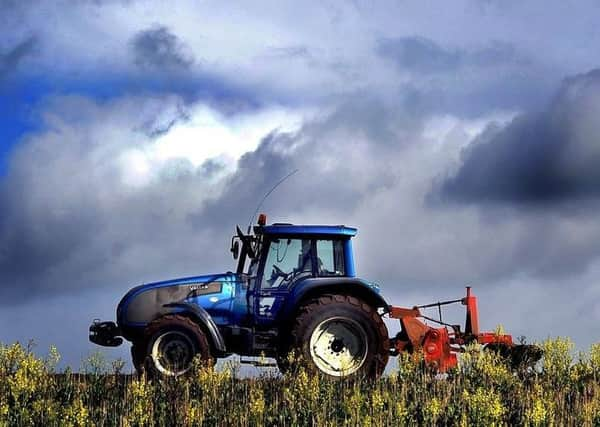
[
  {"left": 377, "top": 36, "right": 552, "bottom": 116},
  {"left": 131, "top": 25, "right": 194, "bottom": 71},
  {"left": 0, "top": 36, "right": 37, "bottom": 81},
  {"left": 377, "top": 37, "right": 526, "bottom": 74},
  {"left": 438, "top": 69, "right": 600, "bottom": 204}
]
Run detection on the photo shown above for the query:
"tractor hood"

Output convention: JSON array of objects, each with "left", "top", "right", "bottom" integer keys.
[{"left": 117, "top": 272, "right": 236, "bottom": 327}]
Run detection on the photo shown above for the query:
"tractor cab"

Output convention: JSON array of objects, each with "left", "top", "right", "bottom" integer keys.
[
  {"left": 232, "top": 214, "right": 356, "bottom": 279},
  {"left": 230, "top": 214, "right": 361, "bottom": 326}
]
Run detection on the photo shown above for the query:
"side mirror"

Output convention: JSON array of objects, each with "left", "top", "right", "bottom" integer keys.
[{"left": 231, "top": 240, "right": 240, "bottom": 260}]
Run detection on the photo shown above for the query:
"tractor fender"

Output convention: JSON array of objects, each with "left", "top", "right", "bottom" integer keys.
[
  {"left": 279, "top": 277, "right": 389, "bottom": 324},
  {"left": 162, "top": 302, "right": 227, "bottom": 354}
]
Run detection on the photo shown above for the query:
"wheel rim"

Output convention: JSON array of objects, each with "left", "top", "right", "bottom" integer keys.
[
  {"left": 309, "top": 316, "right": 368, "bottom": 376},
  {"left": 151, "top": 330, "right": 195, "bottom": 376}
]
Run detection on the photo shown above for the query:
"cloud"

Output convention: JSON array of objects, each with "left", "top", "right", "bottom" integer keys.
[
  {"left": 0, "top": 36, "right": 37, "bottom": 81},
  {"left": 0, "top": 90, "right": 498, "bottom": 307},
  {"left": 377, "top": 36, "right": 461, "bottom": 73},
  {"left": 0, "top": 94, "right": 303, "bottom": 304},
  {"left": 0, "top": 92, "right": 424, "bottom": 304},
  {"left": 375, "top": 36, "right": 552, "bottom": 116},
  {"left": 7, "top": 87, "right": 600, "bottom": 307},
  {"left": 0, "top": 1, "right": 578, "bottom": 113},
  {"left": 265, "top": 45, "right": 312, "bottom": 60},
  {"left": 377, "top": 36, "right": 527, "bottom": 74},
  {"left": 438, "top": 69, "right": 600, "bottom": 204},
  {"left": 131, "top": 25, "right": 194, "bottom": 71}
]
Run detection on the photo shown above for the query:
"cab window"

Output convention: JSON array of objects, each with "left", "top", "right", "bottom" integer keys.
[
  {"left": 262, "top": 238, "right": 312, "bottom": 288},
  {"left": 315, "top": 239, "right": 345, "bottom": 276}
]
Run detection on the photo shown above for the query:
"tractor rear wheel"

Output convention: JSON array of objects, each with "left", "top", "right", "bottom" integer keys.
[
  {"left": 142, "top": 315, "right": 211, "bottom": 378},
  {"left": 285, "top": 294, "right": 389, "bottom": 379}
]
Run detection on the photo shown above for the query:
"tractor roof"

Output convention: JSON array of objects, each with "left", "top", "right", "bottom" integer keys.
[{"left": 260, "top": 223, "right": 357, "bottom": 237}]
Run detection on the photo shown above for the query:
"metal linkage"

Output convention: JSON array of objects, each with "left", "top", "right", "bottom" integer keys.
[{"left": 388, "top": 287, "right": 542, "bottom": 373}]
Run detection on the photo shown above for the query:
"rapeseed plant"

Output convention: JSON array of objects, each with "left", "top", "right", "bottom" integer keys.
[
  {"left": 62, "top": 398, "right": 89, "bottom": 427},
  {"left": 422, "top": 396, "right": 442, "bottom": 424},
  {"left": 461, "top": 387, "right": 505, "bottom": 426},
  {"left": 542, "top": 337, "right": 574, "bottom": 386},
  {"left": 589, "top": 343, "right": 600, "bottom": 377},
  {"left": 0, "top": 338, "right": 599, "bottom": 425},
  {"left": 248, "top": 388, "right": 265, "bottom": 422},
  {"left": 524, "top": 383, "right": 553, "bottom": 426},
  {"left": 125, "top": 377, "right": 154, "bottom": 426}
]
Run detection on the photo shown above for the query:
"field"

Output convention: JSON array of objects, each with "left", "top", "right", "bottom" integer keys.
[{"left": 1, "top": 338, "right": 600, "bottom": 426}]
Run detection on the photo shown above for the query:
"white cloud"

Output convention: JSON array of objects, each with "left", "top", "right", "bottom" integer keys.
[{"left": 118, "top": 104, "right": 304, "bottom": 187}]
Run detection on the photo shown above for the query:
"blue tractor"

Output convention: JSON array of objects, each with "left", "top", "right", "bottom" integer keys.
[{"left": 90, "top": 214, "right": 390, "bottom": 378}]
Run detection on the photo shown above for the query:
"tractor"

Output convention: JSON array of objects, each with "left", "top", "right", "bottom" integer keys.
[{"left": 90, "top": 214, "right": 541, "bottom": 378}]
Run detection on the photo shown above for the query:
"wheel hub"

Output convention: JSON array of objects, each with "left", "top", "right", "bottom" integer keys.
[
  {"left": 151, "top": 331, "right": 195, "bottom": 376},
  {"left": 331, "top": 338, "right": 345, "bottom": 353},
  {"left": 309, "top": 316, "right": 368, "bottom": 376}
]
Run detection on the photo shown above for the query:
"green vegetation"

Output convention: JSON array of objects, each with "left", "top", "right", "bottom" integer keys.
[{"left": 1, "top": 338, "right": 600, "bottom": 426}]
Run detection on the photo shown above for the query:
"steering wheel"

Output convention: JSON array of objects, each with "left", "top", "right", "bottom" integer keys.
[{"left": 271, "top": 264, "right": 290, "bottom": 280}]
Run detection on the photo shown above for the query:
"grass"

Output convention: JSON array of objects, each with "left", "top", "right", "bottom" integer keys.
[{"left": 1, "top": 338, "right": 600, "bottom": 426}]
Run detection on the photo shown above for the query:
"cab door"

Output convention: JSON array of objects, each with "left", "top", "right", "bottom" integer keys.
[{"left": 254, "top": 237, "right": 314, "bottom": 326}]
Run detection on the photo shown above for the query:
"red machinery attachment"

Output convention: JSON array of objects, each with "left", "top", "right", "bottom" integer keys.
[{"left": 389, "top": 287, "right": 531, "bottom": 372}]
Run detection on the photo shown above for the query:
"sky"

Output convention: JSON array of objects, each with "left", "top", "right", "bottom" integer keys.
[{"left": 2, "top": 0, "right": 600, "bottom": 369}]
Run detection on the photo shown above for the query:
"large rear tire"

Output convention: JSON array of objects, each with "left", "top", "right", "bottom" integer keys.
[
  {"left": 142, "top": 315, "right": 211, "bottom": 378},
  {"left": 285, "top": 294, "right": 389, "bottom": 379}
]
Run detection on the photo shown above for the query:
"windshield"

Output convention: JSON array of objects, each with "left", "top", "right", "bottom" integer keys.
[{"left": 262, "top": 238, "right": 312, "bottom": 288}]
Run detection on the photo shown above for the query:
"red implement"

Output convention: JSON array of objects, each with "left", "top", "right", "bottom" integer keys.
[{"left": 389, "top": 287, "right": 516, "bottom": 372}]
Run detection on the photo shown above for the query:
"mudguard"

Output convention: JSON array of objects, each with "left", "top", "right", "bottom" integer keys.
[
  {"left": 162, "top": 302, "right": 227, "bottom": 354},
  {"left": 279, "top": 277, "right": 389, "bottom": 323}
]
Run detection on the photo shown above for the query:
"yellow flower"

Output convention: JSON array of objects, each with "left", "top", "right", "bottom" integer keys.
[
  {"left": 186, "top": 401, "right": 204, "bottom": 426},
  {"left": 524, "top": 384, "right": 555, "bottom": 426},
  {"left": 394, "top": 401, "right": 409, "bottom": 420},
  {"left": 371, "top": 389, "right": 385, "bottom": 413},
  {"left": 494, "top": 324, "right": 506, "bottom": 336},
  {"left": 126, "top": 378, "right": 154, "bottom": 426},
  {"left": 424, "top": 397, "right": 442, "bottom": 423},
  {"left": 527, "top": 397, "right": 547, "bottom": 425},
  {"left": 62, "top": 398, "right": 90, "bottom": 427},
  {"left": 249, "top": 389, "right": 265, "bottom": 420},
  {"left": 8, "top": 353, "right": 47, "bottom": 400},
  {"left": 542, "top": 337, "right": 574, "bottom": 384},
  {"left": 0, "top": 401, "right": 8, "bottom": 419},
  {"left": 590, "top": 343, "right": 600, "bottom": 374},
  {"left": 462, "top": 387, "right": 505, "bottom": 425}
]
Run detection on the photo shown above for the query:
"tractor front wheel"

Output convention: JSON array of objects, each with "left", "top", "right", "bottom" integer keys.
[
  {"left": 285, "top": 294, "right": 389, "bottom": 379},
  {"left": 142, "top": 315, "right": 212, "bottom": 378}
]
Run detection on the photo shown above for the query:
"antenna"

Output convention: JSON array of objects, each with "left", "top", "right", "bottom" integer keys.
[{"left": 247, "top": 169, "right": 299, "bottom": 233}]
